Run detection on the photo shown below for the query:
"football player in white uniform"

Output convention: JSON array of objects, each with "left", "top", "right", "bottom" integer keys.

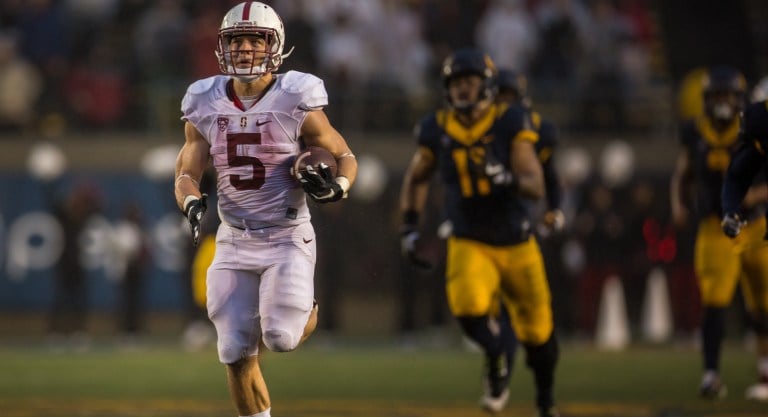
[{"left": 173, "top": 3, "right": 357, "bottom": 416}]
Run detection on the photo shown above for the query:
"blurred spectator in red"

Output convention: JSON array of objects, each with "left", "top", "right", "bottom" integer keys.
[
  {"left": 64, "top": 36, "right": 128, "bottom": 128},
  {"left": 572, "top": 181, "right": 628, "bottom": 336},
  {"left": 187, "top": 2, "right": 222, "bottom": 80}
]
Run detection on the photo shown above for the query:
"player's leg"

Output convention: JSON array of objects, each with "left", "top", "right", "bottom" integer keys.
[
  {"left": 226, "top": 356, "right": 270, "bottom": 415},
  {"left": 739, "top": 231, "right": 768, "bottom": 401},
  {"left": 259, "top": 222, "right": 317, "bottom": 353},
  {"left": 502, "top": 237, "right": 559, "bottom": 417},
  {"left": 495, "top": 294, "right": 519, "bottom": 383},
  {"left": 299, "top": 299, "right": 319, "bottom": 345},
  {"left": 445, "top": 237, "right": 509, "bottom": 411},
  {"left": 206, "top": 225, "right": 272, "bottom": 416},
  {"left": 208, "top": 266, "right": 271, "bottom": 414},
  {"left": 694, "top": 217, "right": 741, "bottom": 399}
]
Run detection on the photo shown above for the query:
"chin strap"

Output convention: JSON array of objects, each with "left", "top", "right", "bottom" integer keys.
[{"left": 281, "top": 46, "right": 294, "bottom": 60}]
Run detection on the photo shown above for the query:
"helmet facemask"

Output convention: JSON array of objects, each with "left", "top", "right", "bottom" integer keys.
[
  {"left": 701, "top": 66, "right": 746, "bottom": 124},
  {"left": 217, "top": 28, "right": 281, "bottom": 82},
  {"left": 446, "top": 74, "right": 488, "bottom": 115},
  {"left": 704, "top": 90, "right": 743, "bottom": 123}
]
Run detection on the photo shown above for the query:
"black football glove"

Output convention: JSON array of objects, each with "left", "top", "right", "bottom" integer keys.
[
  {"left": 299, "top": 164, "right": 344, "bottom": 203},
  {"left": 400, "top": 224, "right": 433, "bottom": 270},
  {"left": 184, "top": 194, "right": 208, "bottom": 246},
  {"left": 721, "top": 212, "right": 745, "bottom": 238}
]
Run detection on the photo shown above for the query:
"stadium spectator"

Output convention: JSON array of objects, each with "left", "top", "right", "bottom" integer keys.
[
  {"left": 0, "top": 31, "right": 42, "bottom": 132},
  {"left": 173, "top": 3, "right": 358, "bottom": 417},
  {"left": 64, "top": 35, "right": 129, "bottom": 128},
  {"left": 13, "top": 0, "right": 69, "bottom": 123},
  {"left": 577, "top": 0, "right": 635, "bottom": 131},
  {"left": 475, "top": 0, "right": 538, "bottom": 73},
  {"left": 399, "top": 48, "right": 560, "bottom": 417},
  {"left": 48, "top": 181, "right": 103, "bottom": 351},
  {"left": 113, "top": 201, "right": 150, "bottom": 344},
  {"left": 132, "top": 0, "right": 190, "bottom": 132},
  {"left": 529, "top": 0, "right": 591, "bottom": 103}
]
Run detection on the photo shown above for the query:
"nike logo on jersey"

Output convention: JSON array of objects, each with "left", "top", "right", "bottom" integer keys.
[
  {"left": 303, "top": 238, "right": 313, "bottom": 244},
  {"left": 256, "top": 120, "right": 272, "bottom": 126}
]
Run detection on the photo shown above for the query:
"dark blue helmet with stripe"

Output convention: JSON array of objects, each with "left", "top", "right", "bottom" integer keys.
[
  {"left": 702, "top": 66, "right": 747, "bottom": 122},
  {"left": 441, "top": 48, "right": 497, "bottom": 109},
  {"left": 496, "top": 68, "right": 530, "bottom": 107}
]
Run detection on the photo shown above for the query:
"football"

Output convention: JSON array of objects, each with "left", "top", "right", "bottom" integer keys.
[{"left": 291, "top": 146, "right": 337, "bottom": 180}]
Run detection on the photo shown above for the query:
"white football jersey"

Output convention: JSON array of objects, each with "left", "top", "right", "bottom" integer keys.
[{"left": 181, "top": 71, "right": 328, "bottom": 227}]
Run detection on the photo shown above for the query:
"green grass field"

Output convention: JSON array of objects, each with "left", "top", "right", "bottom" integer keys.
[{"left": 0, "top": 336, "right": 766, "bottom": 417}]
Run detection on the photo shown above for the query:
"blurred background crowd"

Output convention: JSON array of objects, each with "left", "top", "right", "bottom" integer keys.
[
  {"left": 5, "top": 0, "right": 765, "bottom": 135},
  {"left": 0, "top": 0, "right": 767, "bottom": 350}
]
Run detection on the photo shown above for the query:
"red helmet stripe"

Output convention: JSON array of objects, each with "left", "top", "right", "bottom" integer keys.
[{"left": 242, "top": 2, "right": 252, "bottom": 20}]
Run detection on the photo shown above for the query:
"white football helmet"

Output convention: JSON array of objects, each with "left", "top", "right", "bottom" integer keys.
[{"left": 215, "top": 2, "right": 292, "bottom": 80}]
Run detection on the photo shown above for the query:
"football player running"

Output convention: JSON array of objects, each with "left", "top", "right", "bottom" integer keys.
[
  {"left": 671, "top": 66, "right": 768, "bottom": 400},
  {"left": 495, "top": 68, "right": 564, "bottom": 235},
  {"left": 399, "top": 48, "right": 560, "bottom": 417},
  {"left": 173, "top": 3, "right": 357, "bottom": 417},
  {"left": 720, "top": 95, "right": 768, "bottom": 401}
]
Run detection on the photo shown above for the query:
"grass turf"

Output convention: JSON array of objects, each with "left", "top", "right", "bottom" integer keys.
[{"left": 0, "top": 339, "right": 766, "bottom": 417}]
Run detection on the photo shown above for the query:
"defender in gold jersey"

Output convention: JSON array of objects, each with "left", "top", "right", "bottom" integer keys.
[
  {"left": 671, "top": 66, "right": 768, "bottom": 400},
  {"left": 399, "top": 48, "right": 559, "bottom": 417}
]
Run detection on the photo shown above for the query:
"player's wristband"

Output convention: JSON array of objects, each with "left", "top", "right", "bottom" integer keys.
[
  {"left": 402, "top": 210, "right": 420, "bottom": 232},
  {"left": 183, "top": 195, "right": 199, "bottom": 215},
  {"left": 334, "top": 176, "right": 350, "bottom": 197}
]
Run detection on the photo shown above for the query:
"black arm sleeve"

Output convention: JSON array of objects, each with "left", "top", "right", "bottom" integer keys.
[
  {"left": 538, "top": 120, "right": 561, "bottom": 210},
  {"left": 722, "top": 143, "right": 763, "bottom": 215}
]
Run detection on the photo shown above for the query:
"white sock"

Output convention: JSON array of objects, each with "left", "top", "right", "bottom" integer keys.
[
  {"left": 702, "top": 370, "right": 718, "bottom": 384},
  {"left": 241, "top": 408, "right": 270, "bottom": 417}
]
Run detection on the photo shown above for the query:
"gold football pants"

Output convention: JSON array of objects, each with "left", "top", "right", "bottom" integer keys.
[
  {"left": 695, "top": 215, "right": 768, "bottom": 312},
  {"left": 445, "top": 236, "right": 554, "bottom": 344}
]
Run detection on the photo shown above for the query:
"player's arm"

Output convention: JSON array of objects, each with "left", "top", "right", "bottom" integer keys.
[
  {"left": 300, "top": 109, "right": 358, "bottom": 191},
  {"left": 538, "top": 124, "right": 565, "bottom": 232},
  {"left": 511, "top": 137, "right": 545, "bottom": 200},
  {"left": 670, "top": 146, "right": 692, "bottom": 228},
  {"left": 175, "top": 121, "right": 211, "bottom": 245},
  {"left": 399, "top": 146, "right": 436, "bottom": 269},
  {"left": 400, "top": 146, "right": 436, "bottom": 218},
  {"left": 175, "top": 121, "right": 210, "bottom": 211},
  {"left": 722, "top": 142, "right": 765, "bottom": 212},
  {"left": 720, "top": 143, "right": 764, "bottom": 237},
  {"left": 539, "top": 122, "right": 562, "bottom": 211}
]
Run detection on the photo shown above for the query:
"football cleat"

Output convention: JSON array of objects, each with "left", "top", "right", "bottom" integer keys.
[
  {"left": 480, "top": 385, "right": 509, "bottom": 413},
  {"left": 537, "top": 406, "right": 561, "bottom": 417},
  {"left": 745, "top": 382, "right": 768, "bottom": 401},
  {"left": 480, "top": 354, "right": 511, "bottom": 413},
  {"left": 699, "top": 375, "right": 727, "bottom": 399}
]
